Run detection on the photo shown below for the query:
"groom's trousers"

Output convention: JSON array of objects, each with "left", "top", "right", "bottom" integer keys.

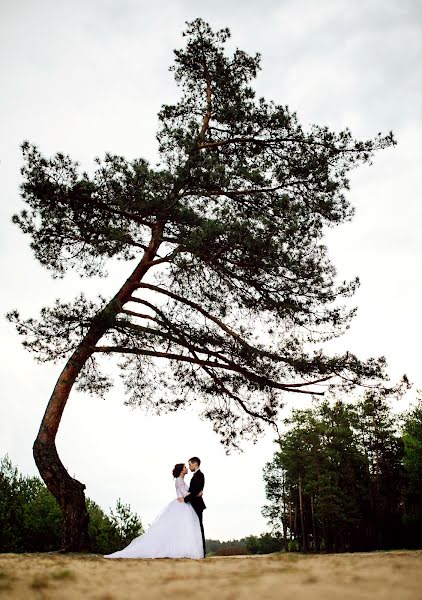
[{"left": 193, "top": 507, "right": 206, "bottom": 558}]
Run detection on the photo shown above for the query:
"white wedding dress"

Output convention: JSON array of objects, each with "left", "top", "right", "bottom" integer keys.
[{"left": 103, "top": 477, "right": 204, "bottom": 559}]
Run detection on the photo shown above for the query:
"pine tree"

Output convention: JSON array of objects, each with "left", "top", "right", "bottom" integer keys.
[
  {"left": 401, "top": 393, "right": 422, "bottom": 546},
  {"left": 8, "top": 19, "right": 395, "bottom": 550},
  {"left": 263, "top": 390, "right": 417, "bottom": 553},
  {"left": 356, "top": 390, "right": 405, "bottom": 548}
]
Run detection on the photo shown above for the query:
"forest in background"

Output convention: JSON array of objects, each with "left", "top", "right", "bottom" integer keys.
[
  {"left": 3, "top": 390, "right": 421, "bottom": 556},
  {"left": 263, "top": 391, "right": 422, "bottom": 553}
]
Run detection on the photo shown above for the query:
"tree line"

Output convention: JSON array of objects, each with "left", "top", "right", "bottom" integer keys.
[
  {"left": 206, "top": 533, "right": 283, "bottom": 556},
  {"left": 0, "top": 455, "right": 143, "bottom": 555},
  {"left": 263, "top": 392, "right": 422, "bottom": 552}
]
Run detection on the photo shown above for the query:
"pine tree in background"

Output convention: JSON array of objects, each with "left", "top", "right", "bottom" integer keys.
[
  {"left": 356, "top": 390, "right": 405, "bottom": 549},
  {"left": 402, "top": 393, "right": 422, "bottom": 545},
  {"left": 7, "top": 18, "right": 399, "bottom": 551},
  {"left": 263, "top": 393, "right": 422, "bottom": 552}
]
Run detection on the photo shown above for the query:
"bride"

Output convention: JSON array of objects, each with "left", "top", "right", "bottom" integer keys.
[{"left": 103, "top": 463, "right": 204, "bottom": 559}]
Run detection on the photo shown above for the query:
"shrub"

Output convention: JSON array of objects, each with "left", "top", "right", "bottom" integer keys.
[
  {"left": 215, "top": 546, "right": 249, "bottom": 556},
  {"left": 288, "top": 539, "right": 299, "bottom": 552}
]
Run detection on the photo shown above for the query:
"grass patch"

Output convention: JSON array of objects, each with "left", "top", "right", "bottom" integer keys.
[
  {"left": 303, "top": 574, "right": 319, "bottom": 584},
  {"left": 50, "top": 568, "right": 76, "bottom": 580},
  {"left": 0, "top": 570, "right": 11, "bottom": 592},
  {"left": 284, "top": 553, "right": 300, "bottom": 562},
  {"left": 30, "top": 574, "right": 49, "bottom": 590}
]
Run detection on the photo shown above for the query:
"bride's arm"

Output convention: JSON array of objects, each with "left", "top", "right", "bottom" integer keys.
[{"left": 175, "top": 478, "right": 189, "bottom": 499}]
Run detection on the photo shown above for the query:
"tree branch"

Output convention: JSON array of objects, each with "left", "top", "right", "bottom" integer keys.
[
  {"left": 133, "top": 282, "right": 294, "bottom": 366},
  {"left": 198, "top": 134, "right": 351, "bottom": 152},
  {"left": 90, "top": 196, "right": 154, "bottom": 229},
  {"left": 198, "top": 30, "right": 212, "bottom": 143},
  {"left": 121, "top": 309, "right": 156, "bottom": 320},
  {"left": 94, "top": 346, "right": 326, "bottom": 395},
  {"left": 190, "top": 184, "right": 285, "bottom": 197},
  {"left": 126, "top": 297, "right": 331, "bottom": 389},
  {"left": 113, "top": 320, "right": 232, "bottom": 362},
  {"left": 200, "top": 362, "right": 278, "bottom": 427},
  {"left": 144, "top": 245, "right": 182, "bottom": 266}
]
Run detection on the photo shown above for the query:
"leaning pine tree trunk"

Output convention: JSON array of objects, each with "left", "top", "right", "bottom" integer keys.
[{"left": 33, "top": 230, "right": 162, "bottom": 551}]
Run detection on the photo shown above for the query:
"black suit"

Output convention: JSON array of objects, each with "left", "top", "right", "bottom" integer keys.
[{"left": 184, "top": 470, "right": 206, "bottom": 556}]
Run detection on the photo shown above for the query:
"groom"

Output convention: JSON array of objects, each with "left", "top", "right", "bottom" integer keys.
[{"left": 178, "top": 456, "right": 206, "bottom": 557}]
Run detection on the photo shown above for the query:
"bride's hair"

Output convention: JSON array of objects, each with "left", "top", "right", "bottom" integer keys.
[{"left": 172, "top": 463, "right": 184, "bottom": 478}]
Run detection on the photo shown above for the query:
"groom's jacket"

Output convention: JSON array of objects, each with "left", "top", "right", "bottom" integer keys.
[{"left": 184, "top": 470, "right": 206, "bottom": 511}]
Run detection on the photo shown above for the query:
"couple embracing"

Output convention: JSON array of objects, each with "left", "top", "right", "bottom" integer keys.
[{"left": 104, "top": 457, "right": 206, "bottom": 560}]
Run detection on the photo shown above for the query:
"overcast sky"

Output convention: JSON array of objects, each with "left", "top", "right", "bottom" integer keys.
[{"left": 1, "top": 0, "right": 421, "bottom": 541}]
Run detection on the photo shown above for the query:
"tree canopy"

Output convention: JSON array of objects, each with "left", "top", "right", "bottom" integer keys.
[{"left": 8, "top": 19, "right": 400, "bottom": 450}]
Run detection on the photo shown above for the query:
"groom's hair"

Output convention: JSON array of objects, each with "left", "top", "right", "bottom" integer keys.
[{"left": 189, "top": 456, "right": 201, "bottom": 466}]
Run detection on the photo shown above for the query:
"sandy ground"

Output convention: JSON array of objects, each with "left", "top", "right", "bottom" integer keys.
[{"left": 0, "top": 550, "right": 421, "bottom": 600}]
